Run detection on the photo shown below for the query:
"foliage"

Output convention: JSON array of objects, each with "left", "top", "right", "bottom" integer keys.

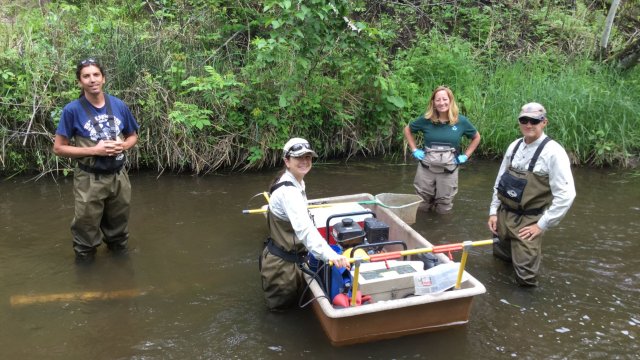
[{"left": 0, "top": 0, "right": 639, "bottom": 176}]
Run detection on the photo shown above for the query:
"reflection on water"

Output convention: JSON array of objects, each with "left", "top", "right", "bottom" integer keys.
[{"left": 0, "top": 160, "right": 638, "bottom": 359}]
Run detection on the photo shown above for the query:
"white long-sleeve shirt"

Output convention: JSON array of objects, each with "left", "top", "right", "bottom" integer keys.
[
  {"left": 489, "top": 134, "right": 576, "bottom": 230},
  {"left": 269, "top": 170, "right": 339, "bottom": 261}
]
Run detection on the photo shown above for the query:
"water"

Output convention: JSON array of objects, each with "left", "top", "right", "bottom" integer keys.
[{"left": 1, "top": 159, "right": 638, "bottom": 359}]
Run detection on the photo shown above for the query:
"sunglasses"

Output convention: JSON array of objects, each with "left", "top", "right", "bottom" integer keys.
[
  {"left": 518, "top": 117, "right": 544, "bottom": 125},
  {"left": 286, "top": 143, "right": 311, "bottom": 156},
  {"left": 78, "top": 58, "right": 98, "bottom": 66}
]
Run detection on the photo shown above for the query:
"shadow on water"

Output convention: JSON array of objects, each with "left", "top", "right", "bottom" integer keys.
[{"left": 1, "top": 159, "right": 638, "bottom": 359}]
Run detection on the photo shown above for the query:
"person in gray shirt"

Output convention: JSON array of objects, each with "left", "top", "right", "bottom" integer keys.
[{"left": 488, "top": 102, "right": 576, "bottom": 286}]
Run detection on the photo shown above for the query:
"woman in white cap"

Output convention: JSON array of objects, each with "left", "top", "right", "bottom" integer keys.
[
  {"left": 259, "top": 137, "right": 350, "bottom": 310},
  {"left": 487, "top": 102, "right": 576, "bottom": 286}
]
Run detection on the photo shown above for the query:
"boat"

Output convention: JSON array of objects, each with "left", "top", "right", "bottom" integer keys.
[{"left": 302, "top": 193, "right": 489, "bottom": 346}]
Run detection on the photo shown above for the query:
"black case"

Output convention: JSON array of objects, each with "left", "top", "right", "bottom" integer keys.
[{"left": 364, "top": 217, "right": 389, "bottom": 245}]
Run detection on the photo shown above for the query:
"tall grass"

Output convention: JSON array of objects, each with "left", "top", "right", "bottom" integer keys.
[
  {"left": 466, "top": 57, "right": 640, "bottom": 167},
  {"left": 0, "top": 1, "right": 638, "bottom": 176},
  {"left": 390, "top": 37, "right": 640, "bottom": 167}
]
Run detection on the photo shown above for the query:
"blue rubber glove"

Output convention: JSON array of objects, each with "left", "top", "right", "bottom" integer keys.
[
  {"left": 412, "top": 149, "right": 425, "bottom": 160},
  {"left": 456, "top": 154, "right": 468, "bottom": 164}
]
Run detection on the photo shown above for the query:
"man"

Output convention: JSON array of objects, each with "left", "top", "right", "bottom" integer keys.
[
  {"left": 53, "top": 58, "right": 139, "bottom": 263},
  {"left": 488, "top": 102, "right": 576, "bottom": 286}
]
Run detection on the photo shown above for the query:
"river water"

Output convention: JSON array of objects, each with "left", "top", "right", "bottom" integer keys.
[{"left": 1, "top": 159, "right": 638, "bottom": 359}]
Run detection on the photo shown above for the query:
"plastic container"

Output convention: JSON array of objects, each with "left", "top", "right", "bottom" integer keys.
[
  {"left": 374, "top": 193, "right": 423, "bottom": 225},
  {"left": 413, "top": 262, "right": 468, "bottom": 295}
]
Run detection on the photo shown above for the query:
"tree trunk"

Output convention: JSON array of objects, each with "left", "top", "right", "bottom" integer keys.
[{"left": 599, "top": 0, "right": 622, "bottom": 59}]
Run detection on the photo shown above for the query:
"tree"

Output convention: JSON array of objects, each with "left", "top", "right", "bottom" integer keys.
[{"left": 600, "top": 0, "right": 621, "bottom": 59}]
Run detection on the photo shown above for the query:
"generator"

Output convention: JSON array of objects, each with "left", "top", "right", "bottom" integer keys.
[{"left": 332, "top": 218, "right": 366, "bottom": 247}]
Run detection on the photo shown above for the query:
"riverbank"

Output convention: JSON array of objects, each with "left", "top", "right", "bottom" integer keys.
[{"left": 1, "top": 1, "right": 639, "bottom": 175}]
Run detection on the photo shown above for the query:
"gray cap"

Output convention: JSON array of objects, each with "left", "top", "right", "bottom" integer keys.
[{"left": 519, "top": 102, "right": 546, "bottom": 120}]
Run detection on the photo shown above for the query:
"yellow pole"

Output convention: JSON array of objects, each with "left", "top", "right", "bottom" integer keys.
[
  {"left": 332, "top": 239, "right": 495, "bottom": 265},
  {"left": 330, "top": 238, "right": 496, "bottom": 297},
  {"left": 242, "top": 203, "right": 338, "bottom": 214},
  {"left": 242, "top": 200, "right": 385, "bottom": 214},
  {"left": 470, "top": 239, "right": 496, "bottom": 247},
  {"left": 455, "top": 241, "right": 472, "bottom": 289},
  {"left": 350, "top": 261, "right": 361, "bottom": 307},
  {"left": 242, "top": 207, "right": 269, "bottom": 214}
]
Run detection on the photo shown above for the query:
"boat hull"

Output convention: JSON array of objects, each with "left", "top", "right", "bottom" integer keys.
[
  {"left": 309, "top": 286, "right": 474, "bottom": 346},
  {"left": 305, "top": 193, "right": 486, "bottom": 346}
]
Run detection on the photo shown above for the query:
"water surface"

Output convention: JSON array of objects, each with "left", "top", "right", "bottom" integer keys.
[{"left": 1, "top": 159, "right": 638, "bottom": 359}]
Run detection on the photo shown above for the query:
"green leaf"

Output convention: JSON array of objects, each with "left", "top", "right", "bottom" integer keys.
[
  {"left": 386, "top": 96, "right": 406, "bottom": 108},
  {"left": 279, "top": 94, "right": 289, "bottom": 107}
]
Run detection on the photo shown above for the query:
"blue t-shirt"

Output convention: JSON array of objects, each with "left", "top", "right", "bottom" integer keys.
[
  {"left": 408, "top": 114, "right": 477, "bottom": 152},
  {"left": 56, "top": 94, "right": 139, "bottom": 142}
]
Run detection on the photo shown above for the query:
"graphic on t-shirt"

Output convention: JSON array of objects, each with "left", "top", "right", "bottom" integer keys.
[{"left": 82, "top": 114, "right": 122, "bottom": 142}]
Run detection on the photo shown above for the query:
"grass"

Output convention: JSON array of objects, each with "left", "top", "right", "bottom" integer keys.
[{"left": 0, "top": 1, "right": 639, "bottom": 176}]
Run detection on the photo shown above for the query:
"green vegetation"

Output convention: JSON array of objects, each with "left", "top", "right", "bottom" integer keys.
[{"left": 1, "top": 0, "right": 638, "bottom": 175}]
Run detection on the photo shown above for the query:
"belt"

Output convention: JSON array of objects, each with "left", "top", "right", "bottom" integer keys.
[
  {"left": 266, "top": 238, "right": 308, "bottom": 264},
  {"left": 419, "top": 161, "right": 458, "bottom": 174},
  {"left": 77, "top": 162, "right": 123, "bottom": 175},
  {"left": 500, "top": 204, "right": 544, "bottom": 216}
]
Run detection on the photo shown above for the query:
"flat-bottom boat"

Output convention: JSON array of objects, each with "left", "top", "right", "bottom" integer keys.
[{"left": 304, "top": 193, "right": 487, "bottom": 346}]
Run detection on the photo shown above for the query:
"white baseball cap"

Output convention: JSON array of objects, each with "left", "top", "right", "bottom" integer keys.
[{"left": 283, "top": 137, "right": 318, "bottom": 158}]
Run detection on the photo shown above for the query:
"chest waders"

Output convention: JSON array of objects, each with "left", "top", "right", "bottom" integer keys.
[
  {"left": 259, "top": 181, "right": 310, "bottom": 310},
  {"left": 414, "top": 143, "right": 459, "bottom": 214},
  {"left": 71, "top": 96, "right": 131, "bottom": 260},
  {"left": 494, "top": 137, "right": 554, "bottom": 286}
]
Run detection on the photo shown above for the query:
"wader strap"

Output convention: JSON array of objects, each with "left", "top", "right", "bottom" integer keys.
[
  {"left": 79, "top": 96, "right": 115, "bottom": 141},
  {"left": 500, "top": 204, "right": 544, "bottom": 216},
  {"left": 77, "top": 162, "right": 122, "bottom": 175},
  {"left": 265, "top": 181, "right": 296, "bottom": 227},
  {"left": 266, "top": 238, "right": 308, "bottom": 264},
  {"left": 269, "top": 181, "right": 295, "bottom": 195},
  {"left": 528, "top": 137, "right": 552, "bottom": 172},
  {"left": 509, "top": 137, "right": 552, "bottom": 171},
  {"left": 77, "top": 95, "right": 125, "bottom": 176},
  {"left": 265, "top": 180, "right": 296, "bottom": 239},
  {"left": 509, "top": 139, "right": 524, "bottom": 167}
]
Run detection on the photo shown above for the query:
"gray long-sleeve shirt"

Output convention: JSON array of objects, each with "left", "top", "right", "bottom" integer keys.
[{"left": 489, "top": 134, "right": 576, "bottom": 230}]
